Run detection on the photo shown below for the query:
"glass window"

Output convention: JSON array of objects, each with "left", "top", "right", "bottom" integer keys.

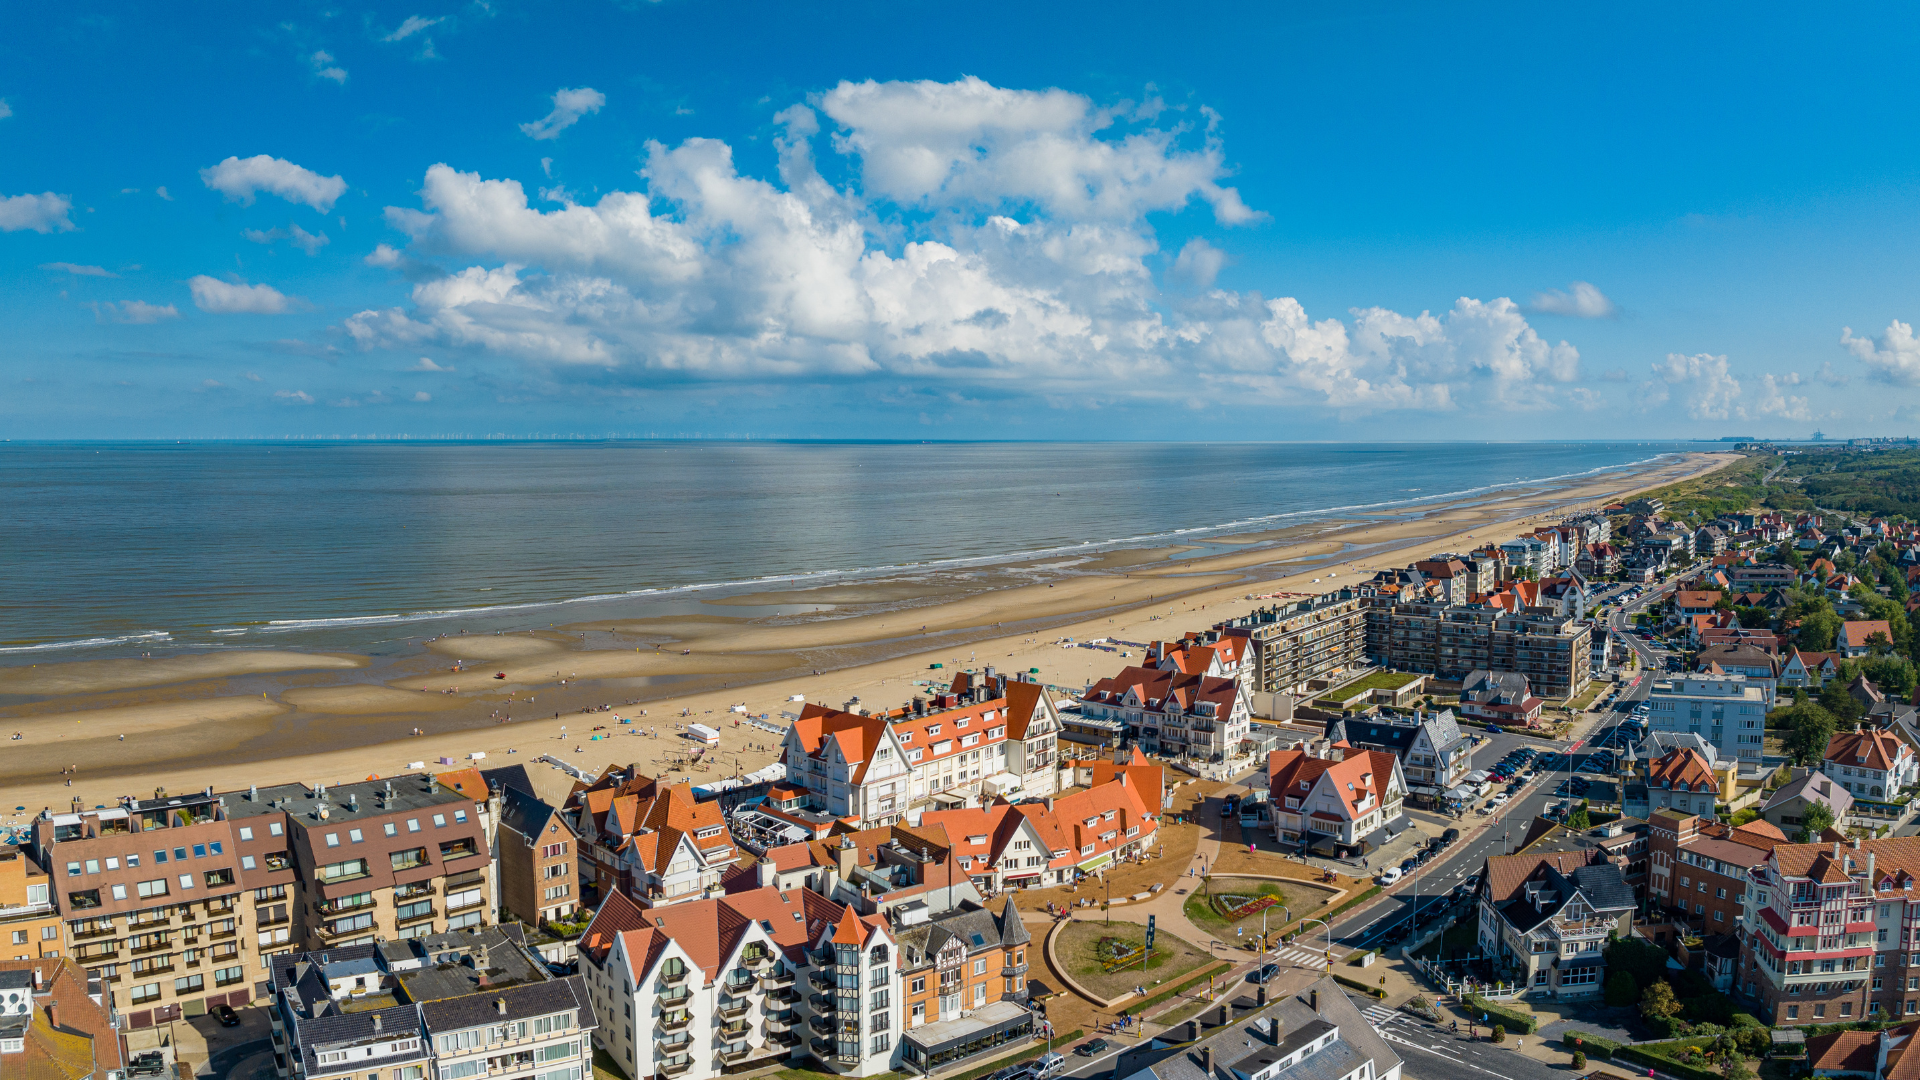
[
  {"left": 455, "top": 810, "right": 468, "bottom": 824},
  {"left": 408, "top": 819, "right": 421, "bottom": 833},
  {"left": 326, "top": 833, "right": 340, "bottom": 848},
  {"left": 105, "top": 858, "right": 119, "bottom": 870},
  {"left": 241, "top": 856, "right": 256, "bottom": 870},
  {"left": 173, "top": 848, "right": 187, "bottom": 861},
  {"left": 192, "top": 844, "right": 207, "bottom": 858},
  {"left": 384, "top": 823, "right": 398, "bottom": 837},
  {"left": 269, "top": 822, "right": 283, "bottom": 837},
  {"left": 209, "top": 841, "right": 222, "bottom": 855},
  {"left": 349, "top": 829, "right": 363, "bottom": 843},
  {"left": 239, "top": 827, "right": 254, "bottom": 841},
  {"left": 433, "top": 814, "right": 446, "bottom": 828},
  {"left": 127, "top": 854, "right": 139, "bottom": 867},
  {"left": 85, "top": 860, "right": 99, "bottom": 874},
  {"left": 179, "top": 874, "right": 195, "bottom": 890}
]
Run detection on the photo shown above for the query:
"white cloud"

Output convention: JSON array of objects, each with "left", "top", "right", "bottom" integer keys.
[
  {"left": 819, "top": 76, "right": 1257, "bottom": 224},
  {"left": 1567, "top": 387, "right": 1605, "bottom": 411},
  {"left": 0, "top": 192, "right": 76, "bottom": 233},
  {"left": 189, "top": 276, "right": 293, "bottom": 314},
  {"left": 42, "top": 262, "right": 116, "bottom": 277},
  {"left": 309, "top": 50, "right": 347, "bottom": 84},
  {"left": 156, "top": 186, "right": 172, "bottom": 201},
  {"left": 520, "top": 87, "right": 605, "bottom": 141},
  {"left": 412, "top": 357, "right": 454, "bottom": 371},
  {"left": 244, "top": 223, "right": 330, "bottom": 254},
  {"left": 383, "top": 15, "right": 443, "bottom": 41},
  {"left": 1754, "top": 372, "right": 1810, "bottom": 420},
  {"left": 1648, "top": 352, "right": 1743, "bottom": 419},
  {"left": 413, "top": 391, "right": 431, "bottom": 402},
  {"left": 1528, "top": 281, "right": 1618, "bottom": 318},
  {"left": 243, "top": 372, "right": 263, "bottom": 381},
  {"left": 0, "top": 100, "right": 11, "bottom": 120},
  {"left": 1816, "top": 359, "right": 1850, "bottom": 387},
  {"left": 1842, "top": 320, "right": 1920, "bottom": 385},
  {"left": 274, "top": 389, "right": 315, "bottom": 403},
  {"left": 92, "top": 300, "right": 180, "bottom": 324},
  {"left": 347, "top": 77, "right": 1587, "bottom": 411},
  {"left": 202, "top": 155, "right": 348, "bottom": 212},
  {"left": 1171, "top": 239, "right": 1225, "bottom": 289}
]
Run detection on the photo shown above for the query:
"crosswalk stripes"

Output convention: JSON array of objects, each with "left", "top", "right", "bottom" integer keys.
[
  {"left": 1275, "top": 947, "right": 1329, "bottom": 966},
  {"left": 1361, "top": 1005, "right": 1397, "bottom": 1027}
]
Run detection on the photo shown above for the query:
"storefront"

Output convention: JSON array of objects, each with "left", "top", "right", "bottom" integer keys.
[{"left": 901, "top": 1001, "right": 1036, "bottom": 1074}]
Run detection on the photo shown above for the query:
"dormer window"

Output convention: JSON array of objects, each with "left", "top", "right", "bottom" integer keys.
[
  {"left": 957, "top": 718, "right": 969, "bottom": 728},
  {"left": 928, "top": 725, "right": 941, "bottom": 736},
  {"left": 899, "top": 733, "right": 912, "bottom": 744}
]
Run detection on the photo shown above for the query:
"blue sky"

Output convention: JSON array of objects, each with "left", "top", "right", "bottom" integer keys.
[{"left": 1, "top": 1, "right": 1914, "bottom": 439}]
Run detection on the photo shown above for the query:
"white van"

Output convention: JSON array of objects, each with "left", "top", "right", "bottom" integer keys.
[{"left": 1376, "top": 867, "right": 1403, "bottom": 886}]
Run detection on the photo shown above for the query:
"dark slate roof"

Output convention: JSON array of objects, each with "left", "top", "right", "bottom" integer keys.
[
  {"left": 897, "top": 901, "right": 1025, "bottom": 968},
  {"left": 1112, "top": 977, "right": 1398, "bottom": 1080},
  {"left": 288, "top": 1003, "right": 429, "bottom": 1078},
  {"left": 397, "top": 924, "right": 547, "bottom": 1002},
  {"left": 1324, "top": 718, "right": 1417, "bottom": 756},
  {"left": 498, "top": 785, "right": 562, "bottom": 844},
  {"left": 481, "top": 765, "right": 537, "bottom": 798},
  {"left": 417, "top": 975, "right": 594, "bottom": 1035}
]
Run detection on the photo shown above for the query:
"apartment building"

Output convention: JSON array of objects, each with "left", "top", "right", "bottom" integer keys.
[
  {"left": 1644, "top": 673, "right": 1771, "bottom": 766},
  {"left": 268, "top": 925, "right": 593, "bottom": 1080},
  {"left": 0, "top": 846, "right": 59, "bottom": 960},
  {"left": 1636, "top": 747, "right": 1724, "bottom": 823},
  {"left": 498, "top": 786, "right": 580, "bottom": 928},
  {"left": 918, "top": 804, "right": 1073, "bottom": 892},
  {"left": 1266, "top": 748, "right": 1407, "bottom": 857},
  {"left": 1143, "top": 633, "right": 1247, "bottom": 680},
  {"left": 580, "top": 885, "right": 901, "bottom": 1079},
  {"left": 754, "top": 824, "right": 964, "bottom": 914},
  {"left": 1214, "top": 591, "right": 1369, "bottom": 696},
  {"left": 32, "top": 789, "right": 254, "bottom": 1026},
  {"left": 1646, "top": 811, "right": 1784, "bottom": 934},
  {"left": 895, "top": 898, "right": 1035, "bottom": 1074},
  {"left": 233, "top": 777, "right": 494, "bottom": 953},
  {"left": 1401, "top": 710, "right": 1474, "bottom": 807},
  {"left": 1475, "top": 851, "right": 1634, "bottom": 998},
  {"left": 1076, "top": 665, "right": 1249, "bottom": 764},
  {"left": 1362, "top": 601, "right": 1591, "bottom": 699}
]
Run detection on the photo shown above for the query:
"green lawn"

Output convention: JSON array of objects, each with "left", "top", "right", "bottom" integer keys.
[
  {"left": 1181, "top": 877, "right": 1333, "bottom": 942},
  {"left": 1056, "top": 920, "right": 1211, "bottom": 1001}
]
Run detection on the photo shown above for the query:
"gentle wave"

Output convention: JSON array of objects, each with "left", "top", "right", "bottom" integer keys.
[{"left": 0, "top": 631, "right": 174, "bottom": 655}]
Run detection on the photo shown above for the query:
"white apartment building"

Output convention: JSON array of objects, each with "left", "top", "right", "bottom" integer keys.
[
  {"left": 1823, "top": 726, "right": 1920, "bottom": 804},
  {"left": 581, "top": 884, "right": 903, "bottom": 1079},
  {"left": 1644, "top": 673, "right": 1771, "bottom": 766}
]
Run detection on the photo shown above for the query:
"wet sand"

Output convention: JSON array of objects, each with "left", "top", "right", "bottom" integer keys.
[{"left": 0, "top": 451, "right": 1735, "bottom": 824}]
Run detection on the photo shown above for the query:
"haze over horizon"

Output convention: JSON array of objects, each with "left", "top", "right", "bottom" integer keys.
[{"left": 3, "top": 2, "right": 1917, "bottom": 441}]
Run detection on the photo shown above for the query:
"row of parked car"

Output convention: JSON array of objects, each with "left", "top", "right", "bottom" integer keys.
[{"left": 1374, "top": 826, "right": 1462, "bottom": 885}]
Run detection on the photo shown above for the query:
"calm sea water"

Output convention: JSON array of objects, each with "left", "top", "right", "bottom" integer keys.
[{"left": 0, "top": 440, "right": 1692, "bottom": 655}]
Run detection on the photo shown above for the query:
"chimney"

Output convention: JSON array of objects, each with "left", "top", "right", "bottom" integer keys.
[
  {"left": 1310, "top": 988, "right": 1320, "bottom": 1013},
  {"left": 1216, "top": 1004, "right": 1228, "bottom": 1027},
  {"left": 247, "top": 784, "right": 257, "bottom": 801},
  {"left": 1202, "top": 1047, "right": 1213, "bottom": 1076},
  {"left": 1186, "top": 1020, "right": 1199, "bottom": 1042},
  {"left": 1256, "top": 985, "right": 1267, "bottom": 1007},
  {"left": 348, "top": 792, "right": 358, "bottom": 812},
  {"left": 372, "top": 1012, "right": 382, "bottom": 1033},
  {"left": 494, "top": 998, "right": 507, "bottom": 1016},
  {"left": 836, "top": 835, "right": 858, "bottom": 879},
  {"left": 758, "top": 856, "right": 777, "bottom": 889},
  {"left": 70, "top": 797, "right": 81, "bottom": 814},
  {"left": 45, "top": 998, "right": 57, "bottom": 1031},
  {"left": 428, "top": 775, "right": 439, "bottom": 794}
]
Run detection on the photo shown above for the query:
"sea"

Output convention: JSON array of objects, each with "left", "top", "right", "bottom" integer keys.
[{"left": 0, "top": 440, "right": 1695, "bottom": 658}]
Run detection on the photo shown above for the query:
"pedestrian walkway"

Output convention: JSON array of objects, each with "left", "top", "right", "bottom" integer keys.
[
  {"left": 1361, "top": 1004, "right": 1397, "bottom": 1027},
  {"left": 1274, "top": 945, "right": 1334, "bottom": 968}
]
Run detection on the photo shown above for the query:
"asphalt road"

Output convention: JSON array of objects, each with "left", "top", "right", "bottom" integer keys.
[{"left": 1376, "top": 1012, "right": 1565, "bottom": 1080}]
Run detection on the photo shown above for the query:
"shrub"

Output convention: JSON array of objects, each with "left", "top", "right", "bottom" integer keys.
[
  {"left": 1563, "top": 1032, "right": 1621, "bottom": 1060},
  {"left": 1573, "top": 1051, "right": 1587, "bottom": 1069},
  {"left": 1492, "top": 1024, "right": 1506, "bottom": 1044},
  {"left": 1603, "top": 970, "right": 1638, "bottom": 1006},
  {"left": 1465, "top": 994, "right": 1538, "bottom": 1034}
]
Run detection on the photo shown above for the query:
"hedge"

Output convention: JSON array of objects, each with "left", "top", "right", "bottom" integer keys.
[
  {"left": 1462, "top": 995, "right": 1536, "bottom": 1034},
  {"left": 1333, "top": 974, "right": 1387, "bottom": 999},
  {"left": 1560, "top": 1031, "right": 1621, "bottom": 1060},
  {"left": 1615, "top": 1046, "right": 1724, "bottom": 1080},
  {"left": 1322, "top": 885, "right": 1383, "bottom": 924},
  {"left": 1135, "top": 963, "right": 1230, "bottom": 1015}
]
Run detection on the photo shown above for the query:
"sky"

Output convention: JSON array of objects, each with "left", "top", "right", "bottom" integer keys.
[{"left": 0, "top": 2, "right": 1914, "bottom": 440}]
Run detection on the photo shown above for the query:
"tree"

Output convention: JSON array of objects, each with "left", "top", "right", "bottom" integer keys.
[
  {"left": 1491, "top": 1024, "right": 1505, "bottom": 1043},
  {"left": 1780, "top": 542, "right": 1805, "bottom": 570},
  {"left": 1818, "top": 680, "right": 1865, "bottom": 725},
  {"left": 1603, "top": 969, "right": 1638, "bottom": 1006},
  {"left": 1799, "top": 607, "right": 1842, "bottom": 652},
  {"left": 1607, "top": 937, "right": 1674, "bottom": 996},
  {"left": 1800, "top": 801, "right": 1836, "bottom": 843},
  {"left": 1641, "top": 979, "right": 1684, "bottom": 1023},
  {"left": 1733, "top": 606, "right": 1774, "bottom": 632},
  {"left": 1568, "top": 802, "right": 1593, "bottom": 830},
  {"left": 1781, "top": 699, "right": 1839, "bottom": 766}
]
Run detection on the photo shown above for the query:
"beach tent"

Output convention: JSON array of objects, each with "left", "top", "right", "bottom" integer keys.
[{"left": 687, "top": 723, "right": 721, "bottom": 746}]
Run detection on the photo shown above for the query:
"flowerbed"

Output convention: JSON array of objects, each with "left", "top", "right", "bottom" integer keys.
[{"left": 1223, "top": 895, "right": 1281, "bottom": 921}]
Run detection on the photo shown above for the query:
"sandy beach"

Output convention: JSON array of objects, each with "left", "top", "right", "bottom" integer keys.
[{"left": 0, "top": 451, "right": 1734, "bottom": 824}]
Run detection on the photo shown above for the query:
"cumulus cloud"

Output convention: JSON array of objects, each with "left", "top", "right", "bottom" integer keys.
[
  {"left": 308, "top": 50, "right": 347, "bottom": 84},
  {"left": 42, "top": 262, "right": 116, "bottom": 277},
  {"left": 274, "top": 389, "right": 315, "bottom": 403},
  {"left": 1528, "top": 281, "right": 1618, "bottom": 319},
  {"left": 1170, "top": 238, "right": 1225, "bottom": 289},
  {"left": 244, "top": 223, "right": 330, "bottom": 254},
  {"left": 520, "top": 87, "right": 604, "bottom": 141},
  {"left": 412, "top": 357, "right": 454, "bottom": 371},
  {"left": 0, "top": 192, "right": 76, "bottom": 233},
  {"left": 1815, "top": 359, "right": 1850, "bottom": 387},
  {"left": 348, "top": 77, "right": 1592, "bottom": 411},
  {"left": 1842, "top": 320, "right": 1920, "bottom": 385},
  {"left": 189, "top": 276, "right": 293, "bottom": 314},
  {"left": 202, "top": 155, "right": 347, "bottom": 213},
  {"left": 1644, "top": 352, "right": 1743, "bottom": 419},
  {"left": 1754, "top": 372, "right": 1810, "bottom": 420},
  {"left": 92, "top": 300, "right": 180, "bottom": 324},
  {"left": 383, "top": 15, "right": 442, "bottom": 41},
  {"left": 413, "top": 391, "right": 432, "bottom": 402},
  {"left": 0, "top": 100, "right": 11, "bottom": 119}
]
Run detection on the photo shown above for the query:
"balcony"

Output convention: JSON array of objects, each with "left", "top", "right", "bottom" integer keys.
[
  {"left": 723, "top": 977, "right": 755, "bottom": 996},
  {"left": 719, "top": 1021, "right": 751, "bottom": 1041},
  {"left": 1001, "top": 961, "right": 1028, "bottom": 977},
  {"left": 659, "top": 1012, "right": 692, "bottom": 1033},
  {"left": 807, "top": 1015, "right": 835, "bottom": 1036},
  {"left": 658, "top": 988, "right": 692, "bottom": 1009},
  {"left": 660, "top": 967, "right": 689, "bottom": 988},
  {"left": 716, "top": 999, "right": 750, "bottom": 1021},
  {"left": 769, "top": 1030, "right": 801, "bottom": 1048},
  {"left": 811, "top": 1037, "right": 834, "bottom": 1058},
  {"left": 766, "top": 986, "right": 800, "bottom": 1006},
  {"left": 315, "top": 922, "right": 373, "bottom": 942},
  {"left": 808, "top": 993, "right": 836, "bottom": 1014},
  {"left": 655, "top": 1034, "right": 692, "bottom": 1054},
  {"left": 395, "top": 906, "right": 437, "bottom": 926},
  {"left": 717, "top": 1046, "right": 753, "bottom": 1064},
  {"left": 130, "top": 939, "right": 173, "bottom": 956},
  {"left": 807, "top": 970, "right": 834, "bottom": 991},
  {"left": 446, "top": 894, "right": 485, "bottom": 914},
  {"left": 74, "top": 945, "right": 120, "bottom": 962},
  {"left": 759, "top": 968, "right": 795, "bottom": 989},
  {"left": 209, "top": 926, "right": 237, "bottom": 940},
  {"left": 660, "top": 1060, "right": 693, "bottom": 1077},
  {"left": 764, "top": 1012, "right": 796, "bottom": 1032},
  {"left": 742, "top": 951, "right": 773, "bottom": 970},
  {"left": 70, "top": 924, "right": 116, "bottom": 941}
]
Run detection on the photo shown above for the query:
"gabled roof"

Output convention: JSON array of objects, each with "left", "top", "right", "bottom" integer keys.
[
  {"left": 1763, "top": 770, "right": 1854, "bottom": 813},
  {"left": 1825, "top": 727, "right": 1910, "bottom": 773},
  {"left": 791, "top": 705, "right": 895, "bottom": 785},
  {"left": 1647, "top": 747, "right": 1717, "bottom": 792},
  {"left": 498, "top": 785, "right": 567, "bottom": 844}
]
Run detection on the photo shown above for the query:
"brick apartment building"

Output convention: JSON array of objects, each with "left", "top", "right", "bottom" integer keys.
[
  {"left": 0, "top": 845, "right": 60, "bottom": 960},
  {"left": 497, "top": 785, "right": 579, "bottom": 927},
  {"left": 1647, "top": 811, "right": 1786, "bottom": 934},
  {"left": 31, "top": 789, "right": 255, "bottom": 1027},
  {"left": 1213, "top": 591, "right": 1369, "bottom": 696},
  {"left": 1362, "top": 601, "right": 1592, "bottom": 698}
]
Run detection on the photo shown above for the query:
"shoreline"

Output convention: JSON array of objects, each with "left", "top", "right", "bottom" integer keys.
[{"left": 0, "top": 451, "right": 1736, "bottom": 825}]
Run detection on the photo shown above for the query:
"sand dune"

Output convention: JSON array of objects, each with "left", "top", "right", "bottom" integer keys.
[{"left": 0, "top": 650, "right": 364, "bottom": 697}]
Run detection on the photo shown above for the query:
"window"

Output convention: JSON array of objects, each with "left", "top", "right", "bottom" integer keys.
[
  {"left": 174, "top": 973, "right": 204, "bottom": 994},
  {"left": 136, "top": 879, "right": 168, "bottom": 899},
  {"left": 408, "top": 819, "right": 421, "bottom": 832},
  {"left": 238, "top": 827, "right": 253, "bottom": 841},
  {"left": 872, "top": 1034, "right": 890, "bottom": 1055},
  {"left": 455, "top": 810, "right": 468, "bottom": 824},
  {"left": 391, "top": 848, "right": 429, "bottom": 871},
  {"left": 178, "top": 874, "right": 195, "bottom": 891},
  {"left": 111, "top": 884, "right": 128, "bottom": 901},
  {"left": 318, "top": 859, "right": 369, "bottom": 882},
  {"left": 433, "top": 814, "right": 447, "bottom": 828},
  {"left": 439, "top": 838, "right": 479, "bottom": 861},
  {"left": 215, "top": 965, "right": 245, "bottom": 986},
  {"left": 326, "top": 833, "right": 340, "bottom": 848},
  {"left": 911, "top": 976, "right": 926, "bottom": 993},
  {"left": 973, "top": 958, "right": 986, "bottom": 975},
  {"left": 130, "top": 982, "right": 161, "bottom": 1005},
  {"left": 385, "top": 822, "right": 398, "bottom": 837},
  {"left": 348, "top": 829, "right": 363, "bottom": 843}
]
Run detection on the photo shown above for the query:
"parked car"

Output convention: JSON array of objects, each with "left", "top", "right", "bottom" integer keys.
[
  {"left": 1076, "top": 1039, "right": 1110, "bottom": 1058},
  {"left": 1031, "top": 1053, "right": 1067, "bottom": 1079},
  {"left": 1442, "top": 827, "right": 1460, "bottom": 844},
  {"left": 1248, "top": 963, "right": 1281, "bottom": 984},
  {"left": 1376, "top": 867, "right": 1403, "bottom": 886},
  {"left": 214, "top": 1003, "right": 241, "bottom": 1028},
  {"left": 1399, "top": 857, "right": 1420, "bottom": 874}
]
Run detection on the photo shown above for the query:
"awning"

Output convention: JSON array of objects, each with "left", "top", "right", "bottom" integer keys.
[
  {"left": 1445, "top": 787, "right": 1473, "bottom": 800},
  {"left": 1405, "top": 783, "right": 1444, "bottom": 795},
  {"left": 1465, "top": 771, "right": 1491, "bottom": 783},
  {"left": 1308, "top": 836, "right": 1339, "bottom": 857},
  {"left": 903, "top": 1001, "right": 1034, "bottom": 1056},
  {"left": 1077, "top": 854, "right": 1113, "bottom": 872}
]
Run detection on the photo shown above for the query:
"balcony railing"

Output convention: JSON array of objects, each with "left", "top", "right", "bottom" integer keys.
[
  {"left": 659, "top": 988, "right": 691, "bottom": 1008},
  {"left": 808, "top": 993, "right": 836, "bottom": 1014},
  {"left": 807, "top": 1015, "right": 834, "bottom": 1036},
  {"left": 811, "top": 1037, "right": 834, "bottom": 1058},
  {"left": 70, "top": 924, "right": 116, "bottom": 941},
  {"left": 765, "top": 1011, "right": 795, "bottom": 1032},
  {"left": 759, "top": 968, "right": 795, "bottom": 988},
  {"left": 660, "top": 1060, "right": 692, "bottom": 1077},
  {"left": 717, "top": 1047, "right": 753, "bottom": 1064},
  {"left": 396, "top": 906, "right": 437, "bottom": 926},
  {"left": 446, "top": 895, "right": 485, "bottom": 914},
  {"left": 130, "top": 939, "right": 173, "bottom": 955},
  {"left": 659, "top": 1012, "right": 691, "bottom": 1033},
  {"left": 718, "top": 1022, "right": 751, "bottom": 1041},
  {"left": 766, "top": 986, "right": 800, "bottom": 1006},
  {"left": 769, "top": 1030, "right": 801, "bottom": 1048},
  {"left": 660, "top": 967, "right": 689, "bottom": 987},
  {"left": 742, "top": 951, "right": 773, "bottom": 969},
  {"left": 723, "top": 977, "right": 754, "bottom": 996},
  {"left": 807, "top": 970, "right": 834, "bottom": 991},
  {"left": 716, "top": 999, "right": 749, "bottom": 1021},
  {"left": 655, "top": 1034, "right": 692, "bottom": 1054}
]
